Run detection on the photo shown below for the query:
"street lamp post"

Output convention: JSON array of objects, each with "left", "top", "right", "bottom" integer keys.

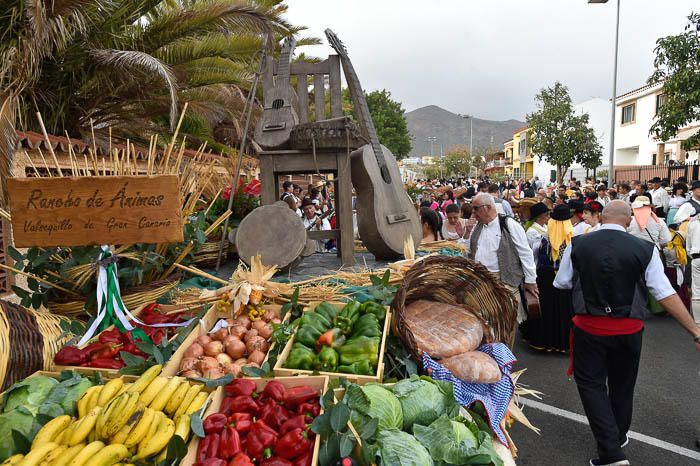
[
  {"left": 461, "top": 114, "right": 473, "bottom": 157},
  {"left": 589, "top": 0, "right": 621, "bottom": 185}
]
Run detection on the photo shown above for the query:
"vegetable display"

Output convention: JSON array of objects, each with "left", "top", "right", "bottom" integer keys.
[
  {"left": 196, "top": 379, "right": 320, "bottom": 466},
  {"left": 177, "top": 307, "right": 281, "bottom": 379},
  {"left": 53, "top": 303, "right": 193, "bottom": 370},
  {"left": 284, "top": 301, "right": 385, "bottom": 376},
  {"left": 1, "top": 365, "right": 206, "bottom": 464}
]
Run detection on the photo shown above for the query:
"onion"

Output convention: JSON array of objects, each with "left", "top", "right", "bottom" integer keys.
[
  {"left": 180, "top": 357, "right": 198, "bottom": 372},
  {"left": 229, "top": 325, "right": 248, "bottom": 339},
  {"left": 246, "top": 336, "right": 268, "bottom": 354},
  {"left": 247, "top": 350, "right": 266, "bottom": 366},
  {"left": 183, "top": 343, "right": 204, "bottom": 359},
  {"left": 234, "top": 358, "right": 248, "bottom": 366},
  {"left": 235, "top": 315, "right": 252, "bottom": 329},
  {"left": 203, "top": 368, "right": 224, "bottom": 379},
  {"left": 271, "top": 318, "right": 282, "bottom": 325},
  {"left": 263, "top": 308, "right": 280, "bottom": 322},
  {"left": 216, "top": 353, "right": 233, "bottom": 365},
  {"left": 257, "top": 323, "right": 273, "bottom": 340},
  {"left": 226, "top": 339, "right": 246, "bottom": 359},
  {"left": 244, "top": 329, "right": 259, "bottom": 342},
  {"left": 211, "top": 328, "right": 229, "bottom": 341},
  {"left": 222, "top": 335, "right": 238, "bottom": 347},
  {"left": 203, "top": 341, "right": 224, "bottom": 356},
  {"left": 196, "top": 335, "right": 212, "bottom": 346},
  {"left": 251, "top": 320, "right": 267, "bottom": 332},
  {"left": 197, "top": 356, "right": 219, "bottom": 373},
  {"left": 181, "top": 370, "right": 202, "bottom": 378},
  {"left": 223, "top": 362, "right": 241, "bottom": 377}
]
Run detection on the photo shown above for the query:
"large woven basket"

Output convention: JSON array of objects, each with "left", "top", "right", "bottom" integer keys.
[
  {"left": 48, "top": 273, "right": 181, "bottom": 318},
  {"left": 0, "top": 300, "right": 73, "bottom": 391},
  {"left": 193, "top": 240, "right": 229, "bottom": 268},
  {"left": 391, "top": 256, "right": 517, "bottom": 361}
]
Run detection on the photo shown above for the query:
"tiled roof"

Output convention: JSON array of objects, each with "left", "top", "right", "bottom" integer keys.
[
  {"left": 615, "top": 82, "right": 662, "bottom": 102},
  {"left": 513, "top": 126, "right": 530, "bottom": 135}
]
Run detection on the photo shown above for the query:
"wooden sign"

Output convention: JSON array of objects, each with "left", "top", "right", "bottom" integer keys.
[{"left": 8, "top": 175, "right": 183, "bottom": 247}]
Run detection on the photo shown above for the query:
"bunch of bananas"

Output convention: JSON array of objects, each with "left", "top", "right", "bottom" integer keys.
[{"left": 6, "top": 365, "right": 209, "bottom": 466}]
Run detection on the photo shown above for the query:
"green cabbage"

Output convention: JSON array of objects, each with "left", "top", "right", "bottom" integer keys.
[
  {"left": 2, "top": 376, "right": 58, "bottom": 414},
  {"left": 392, "top": 375, "right": 455, "bottom": 431},
  {"left": 0, "top": 406, "right": 36, "bottom": 461},
  {"left": 39, "top": 374, "right": 93, "bottom": 418},
  {"left": 376, "top": 430, "right": 433, "bottom": 466},
  {"left": 350, "top": 384, "right": 403, "bottom": 434}
]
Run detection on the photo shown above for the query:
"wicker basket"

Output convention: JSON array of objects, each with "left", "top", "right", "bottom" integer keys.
[
  {"left": 0, "top": 300, "right": 73, "bottom": 391},
  {"left": 193, "top": 240, "right": 229, "bottom": 268},
  {"left": 47, "top": 273, "right": 181, "bottom": 318},
  {"left": 391, "top": 256, "right": 517, "bottom": 361}
]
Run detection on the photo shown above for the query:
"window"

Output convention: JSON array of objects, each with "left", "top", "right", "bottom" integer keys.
[
  {"left": 621, "top": 103, "right": 635, "bottom": 124},
  {"left": 518, "top": 138, "right": 526, "bottom": 157},
  {"left": 513, "top": 167, "right": 521, "bottom": 178},
  {"left": 655, "top": 94, "right": 666, "bottom": 115}
]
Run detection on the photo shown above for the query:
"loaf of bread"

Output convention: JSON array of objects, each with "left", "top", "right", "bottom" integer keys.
[
  {"left": 404, "top": 300, "right": 484, "bottom": 359},
  {"left": 440, "top": 351, "right": 502, "bottom": 384}
]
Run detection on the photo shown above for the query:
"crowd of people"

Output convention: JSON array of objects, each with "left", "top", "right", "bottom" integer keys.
[
  {"left": 279, "top": 179, "right": 337, "bottom": 252},
  {"left": 412, "top": 174, "right": 700, "bottom": 466}
]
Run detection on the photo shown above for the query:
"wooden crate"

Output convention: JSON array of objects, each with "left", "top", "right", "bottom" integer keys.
[
  {"left": 161, "top": 304, "right": 285, "bottom": 377},
  {"left": 273, "top": 304, "right": 391, "bottom": 385},
  {"left": 182, "top": 376, "right": 329, "bottom": 466}
]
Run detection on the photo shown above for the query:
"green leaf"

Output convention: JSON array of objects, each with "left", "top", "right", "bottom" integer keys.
[
  {"left": 318, "top": 432, "right": 341, "bottom": 466},
  {"left": 330, "top": 402, "right": 350, "bottom": 432},
  {"left": 27, "top": 278, "right": 39, "bottom": 292},
  {"left": 320, "top": 388, "right": 335, "bottom": 410},
  {"left": 360, "top": 417, "right": 378, "bottom": 439},
  {"left": 188, "top": 374, "right": 233, "bottom": 388},
  {"left": 241, "top": 366, "right": 267, "bottom": 377},
  {"left": 31, "top": 293, "right": 43, "bottom": 309},
  {"left": 344, "top": 384, "right": 370, "bottom": 415},
  {"left": 166, "top": 434, "right": 188, "bottom": 461},
  {"left": 11, "top": 429, "right": 31, "bottom": 453},
  {"left": 339, "top": 431, "right": 354, "bottom": 457},
  {"left": 11, "top": 286, "right": 29, "bottom": 299},
  {"left": 311, "top": 412, "right": 331, "bottom": 435},
  {"left": 120, "top": 351, "right": 147, "bottom": 367},
  {"left": 190, "top": 412, "right": 205, "bottom": 438},
  {"left": 152, "top": 345, "right": 164, "bottom": 365},
  {"left": 8, "top": 247, "right": 24, "bottom": 264}
]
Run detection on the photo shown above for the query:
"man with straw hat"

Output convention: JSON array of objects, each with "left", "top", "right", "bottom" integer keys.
[{"left": 554, "top": 200, "right": 700, "bottom": 466}]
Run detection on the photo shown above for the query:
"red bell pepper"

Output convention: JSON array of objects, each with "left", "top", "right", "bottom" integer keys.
[
  {"left": 228, "top": 453, "right": 254, "bottom": 466},
  {"left": 83, "top": 358, "right": 125, "bottom": 369},
  {"left": 275, "top": 428, "right": 312, "bottom": 460},
  {"left": 229, "top": 413, "right": 253, "bottom": 434},
  {"left": 204, "top": 413, "right": 229, "bottom": 435},
  {"left": 121, "top": 342, "right": 146, "bottom": 357},
  {"left": 53, "top": 346, "right": 89, "bottom": 366},
  {"left": 225, "top": 378, "right": 257, "bottom": 397},
  {"left": 260, "top": 458, "right": 293, "bottom": 466},
  {"left": 292, "top": 450, "right": 313, "bottom": 466},
  {"left": 89, "top": 342, "right": 121, "bottom": 360},
  {"left": 194, "top": 460, "right": 226, "bottom": 466},
  {"left": 247, "top": 420, "right": 278, "bottom": 460},
  {"left": 260, "top": 399, "right": 290, "bottom": 430},
  {"left": 229, "top": 395, "right": 259, "bottom": 416},
  {"left": 219, "top": 426, "right": 242, "bottom": 459},
  {"left": 261, "top": 380, "right": 286, "bottom": 402},
  {"left": 296, "top": 402, "right": 320, "bottom": 420},
  {"left": 197, "top": 433, "right": 221, "bottom": 461},
  {"left": 279, "top": 415, "right": 309, "bottom": 435},
  {"left": 283, "top": 386, "right": 318, "bottom": 409},
  {"left": 98, "top": 328, "right": 123, "bottom": 344}
]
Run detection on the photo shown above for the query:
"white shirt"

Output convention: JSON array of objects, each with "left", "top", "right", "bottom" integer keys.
[
  {"left": 669, "top": 195, "right": 686, "bottom": 209},
  {"left": 553, "top": 224, "right": 675, "bottom": 301},
  {"left": 686, "top": 217, "right": 700, "bottom": 255},
  {"left": 596, "top": 196, "right": 608, "bottom": 206},
  {"left": 649, "top": 187, "right": 670, "bottom": 211},
  {"left": 673, "top": 197, "right": 700, "bottom": 224},
  {"left": 584, "top": 223, "right": 600, "bottom": 234},
  {"left": 526, "top": 223, "right": 547, "bottom": 261},
  {"left": 627, "top": 217, "right": 671, "bottom": 247},
  {"left": 472, "top": 216, "right": 537, "bottom": 284},
  {"left": 573, "top": 221, "right": 587, "bottom": 237},
  {"left": 302, "top": 216, "right": 330, "bottom": 231}
]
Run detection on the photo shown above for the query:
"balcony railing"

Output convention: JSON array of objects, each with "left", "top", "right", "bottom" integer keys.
[{"left": 485, "top": 159, "right": 507, "bottom": 169}]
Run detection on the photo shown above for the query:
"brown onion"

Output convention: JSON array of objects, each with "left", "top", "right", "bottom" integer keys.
[
  {"left": 180, "top": 357, "right": 198, "bottom": 372},
  {"left": 257, "top": 323, "right": 273, "bottom": 340},
  {"left": 222, "top": 362, "right": 241, "bottom": 377},
  {"left": 203, "top": 341, "right": 224, "bottom": 356},
  {"left": 181, "top": 370, "right": 202, "bottom": 378},
  {"left": 211, "top": 328, "right": 229, "bottom": 341},
  {"left": 216, "top": 353, "right": 233, "bottom": 366},
  {"left": 246, "top": 336, "right": 268, "bottom": 354},
  {"left": 196, "top": 335, "right": 212, "bottom": 346},
  {"left": 197, "top": 356, "right": 219, "bottom": 373},
  {"left": 222, "top": 335, "right": 238, "bottom": 347},
  {"left": 235, "top": 315, "right": 252, "bottom": 329},
  {"left": 251, "top": 320, "right": 267, "bottom": 332},
  {"left": 226, "top": 339, "right": 246, "bottom": 359},
  {"left": 247, "top": 350, "right": 266, "bottom": 366},
  {"left": 244, "top": 329, "right": 259, "bottom": 342},
  {"left": 183, "top": 343, "right": 204, "bottom": 359},
  {"left": 263, "top": 308, "right": 280, "bottom": 322},
  {"left": 229, "top": 325, "right": 248, "bottom": 339}
]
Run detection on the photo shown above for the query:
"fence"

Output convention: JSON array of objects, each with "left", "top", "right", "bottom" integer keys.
[{"left": 613, "top": 161, "right": 699, "bottom": 185}]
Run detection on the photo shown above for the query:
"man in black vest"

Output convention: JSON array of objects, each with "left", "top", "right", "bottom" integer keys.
[{"left": 554, "top": 200, "right": 700, "bottom": 466}]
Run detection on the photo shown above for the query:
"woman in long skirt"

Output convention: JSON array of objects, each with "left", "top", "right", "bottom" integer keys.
[{"left": 520, "top": 204, "right": 575, "bottom": 352}]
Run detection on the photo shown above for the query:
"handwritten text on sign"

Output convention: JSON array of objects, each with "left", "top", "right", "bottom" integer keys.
[{"left": 8, "top": 175, "right": 184, "bottom": 247}]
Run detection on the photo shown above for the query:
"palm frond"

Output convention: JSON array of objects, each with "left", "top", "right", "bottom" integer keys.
[{"left": 154, "top": 33, "right": 263, "bottom": 65}]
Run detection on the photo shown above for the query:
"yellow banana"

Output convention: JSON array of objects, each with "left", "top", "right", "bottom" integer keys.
[
  {"left": 134, "top": 410, "right": 164, "bottom": 454},
  {"left": 96, "top": 378, "right": 124, "bottom": 407},
  {"left": 76, "top": 389, "right": 91, "bottom": 419},
  {"left": 66, "top": 441, "right": 104, "bottom": 466},
  {"left": 68, "top": 406, "right": 102, "bottom": 446},
  {"left": 16, "top": 442, "right": 57, "bottom": 466},
  {"left": 173, "top": 414, "right": 190, "bottom": 443},
  {"left": 1, "top": 454, "right": 24, "bottom": 466},
  {"left": 133, "top": 416, "right": 174, "bottom": 461},
  {"left": 32, "top": 415, "right": 72, "bottom": 449},
  {"left": 82, "top": 444, "right": 128, "bottom": 466},
  {"left": 96, "top": 394, "right": 122, "bottom": 439},
  {"left": 173, "top": 384, "right": 202, "bottom": 418},
  {"left": 37, "top": 445, "right": 67, "bottom": 466},
  {"left": 184, "top": 392, "right": 209, "bottom": 415},
  {"left": 55, "top": 422, "right": 75, "bottom": 446},
  {"left": 123, "top": 408, "right": 156, "bottom": 449},
  {"left": 114, "top": 383, "right": 132, "bottom": 398},
  {"left": 86, "top": 386, "right": 102, "bottom": 412},
  {"left": 148, "top": 377, "right": 181, "bottom": 412},
  {"left": 164, "top": 381, "right": 190, "bottom": 415},
  {"left": 127, "top": 365, "right": 162, "bottom": 394},
  {"left": 50, "top": 444, "right": 84, "bottom": 466},
  {"left": 138, "top": 377, "right": 167, "bottom": 406},
  {"left": 104, "top": 392, "right": 139, "bottom": 438},
  {"left": 110, "top": 408, "right": 144, "bottom": 445}
]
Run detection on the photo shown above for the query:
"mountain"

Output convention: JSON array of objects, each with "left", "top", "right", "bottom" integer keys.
[{"left": 405, "top": 105, "right": 525, "bottom": 158}]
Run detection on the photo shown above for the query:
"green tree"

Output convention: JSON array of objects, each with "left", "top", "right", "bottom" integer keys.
[
  {"left": 526, "top": 81, "right": 602, "bottom": 183},
  {"left": 443, "top": 145, "right": 471, "bottom": 177},
  {"left": 342, "top": 88, "right": 412, "bottom": 159},
  {"left": 649, "top": 12, "right": 700, "bottom": 149}
]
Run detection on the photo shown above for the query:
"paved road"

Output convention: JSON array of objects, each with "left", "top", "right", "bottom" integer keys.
[{"left": 510, "top": 315, "right": 700, "bottom": 466}]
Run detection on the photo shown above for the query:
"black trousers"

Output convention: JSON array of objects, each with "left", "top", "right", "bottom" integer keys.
[{"left": 573, "top": 326, "right": 643, "bottom": 462}]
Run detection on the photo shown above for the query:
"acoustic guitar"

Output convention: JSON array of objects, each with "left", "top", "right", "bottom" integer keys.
[
  {"left": 325, "top": 29, "right": 421, "bottom": 259},
  {"left": 255, "top": 37, "right": 298, "bottom": 149}
]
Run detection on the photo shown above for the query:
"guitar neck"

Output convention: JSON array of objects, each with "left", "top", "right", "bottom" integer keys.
[{"left": 277, "top": 40, "right": 295, "bottom": 81}]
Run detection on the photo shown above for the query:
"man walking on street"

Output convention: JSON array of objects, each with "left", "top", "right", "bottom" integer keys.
[{"left": 554, "top": 200, "right": 700, "bottom": 466}]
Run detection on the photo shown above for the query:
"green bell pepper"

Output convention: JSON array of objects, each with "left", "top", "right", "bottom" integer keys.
[
  {"left": 313, "top": 346, "right": 339, "bottom": 372},
  {"left": 315, "top": 302, "right": 339, "bottom": 323},
  {"left": 300, "top": 312, "right": 332, "bottom": 333},
  {"left": 285, "top": 343, "right": 315, "bottom": 370},
  {"left": 338, "top": 336, "right": 380, "bottom": 367},
  {"left": 361, "top": 301, "right": 386, "bottom": 321},
  {"left": 296, "top": 324, "right": 323, "bottom": 348},
  {"left": 352, "top": 314, "right": 381, "bottom": 338},
  {"left": 316, "top": 328, "right": 346, "bottom": 350},
  {"left": 334, "top": 301, "right": 362, "bottom": 335},
  {"left": 337, "top": 360, "right": 374, "bottom": 375}
]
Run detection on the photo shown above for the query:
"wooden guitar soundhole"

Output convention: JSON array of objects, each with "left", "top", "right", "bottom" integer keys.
[{"left": 272, "top": 99, "right": 285, "bottom": 109}]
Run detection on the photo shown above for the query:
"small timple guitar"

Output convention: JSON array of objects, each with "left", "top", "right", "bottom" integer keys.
[
  {"left": 255, "top": 37, "right": 298, "bottom": 149},
  {"left": 325, "top": 29, "right": 421, "bottom": 259}
]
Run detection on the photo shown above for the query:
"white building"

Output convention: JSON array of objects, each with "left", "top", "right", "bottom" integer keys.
[{"left": 563, "top": 97, "right": 612, "bottom": 181}]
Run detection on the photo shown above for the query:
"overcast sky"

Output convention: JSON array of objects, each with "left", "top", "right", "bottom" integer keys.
[{"left": 284, "top": 0, "right": 697, "bottom": 122}]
